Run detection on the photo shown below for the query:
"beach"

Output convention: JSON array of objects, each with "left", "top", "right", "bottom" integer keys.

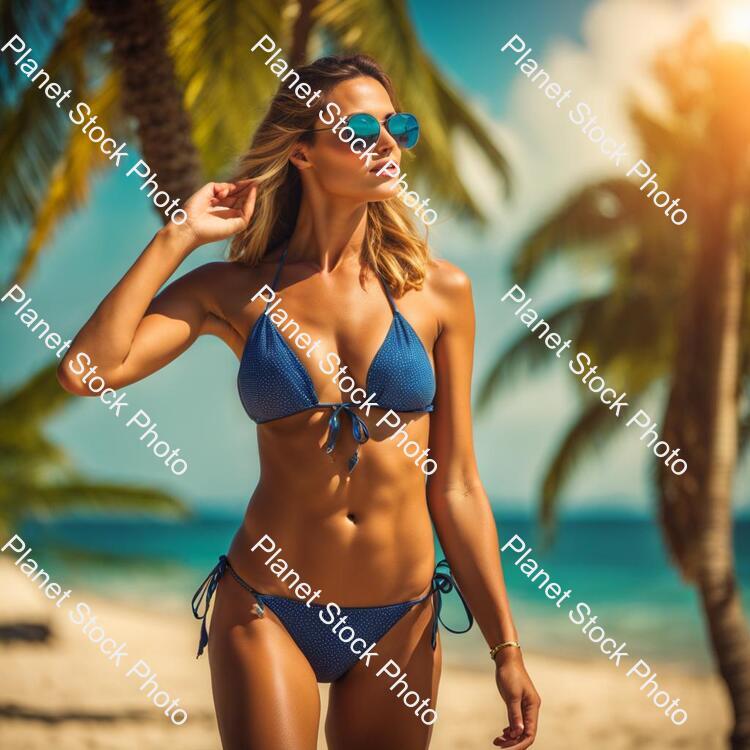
[{"left": 0, "top": 560, "right": 731, "bottom": 750}]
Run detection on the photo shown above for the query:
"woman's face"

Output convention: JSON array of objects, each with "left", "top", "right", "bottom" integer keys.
[{"left": 295, "top": 76, "right": 405, "bottom": 202}]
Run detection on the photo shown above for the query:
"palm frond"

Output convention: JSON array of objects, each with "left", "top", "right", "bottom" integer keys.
[
  {"left": 0, "top": 7, "right": 103, "bottom": 226},
  {"left": 0, "top": 0, "right": 73, "bottom": 103},
  {"left": 0, "top": 363, "right": 70, "bottom": 425},
  {"left": 628, "top": 98, "right": 694, "bottom": 171},
  {"left": 512, "top": 178, "right": 648, "bottom": 286},
  {"left": 475, "top": 294, "right": 606, "bottom": 412},
  {"left": 166, "top": 0, "right": 285, "bottom": 177},
  {"left": 12, "top": 69, "right": 123, "bottom": 281},
  {"left": 572, "top": 276, "right": 677, "bottom": 383},
  {"left": 429, "top": 64, "right": 512, "bottom": 196},
  {"left": 0, "top": 428, "right": 69, "bottom": 468},
  {"left": 0, "top": 481, "right": 186, "bottom": 525},
  {"left": 538, "top": 393, "right": 645, "bottom": 539}
]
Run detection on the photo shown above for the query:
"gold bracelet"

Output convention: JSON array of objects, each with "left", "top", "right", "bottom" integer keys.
[{"left": 490, "top": 641, "right": 521, "bottom": 660}]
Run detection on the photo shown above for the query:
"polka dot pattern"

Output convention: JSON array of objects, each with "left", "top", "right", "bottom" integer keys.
[
  {"left": 260, "top": 595, "right": 421, "bottom": 683},
  {"left": 236, "top": 248, "right": 435, "bottom": 431},
  {"left": 365, "top": 311, "right": 436, "bottom": 411},
  {"left": 193, "top": 557, "right": 474, "bottom": 682}
]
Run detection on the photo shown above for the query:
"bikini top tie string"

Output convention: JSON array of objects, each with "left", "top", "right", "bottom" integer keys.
[
  {"left": 429, "top": 559, "right": 474, "bottom": 649},
  {"left": 322, "top": 401, "right": 370, "bottom": 472},
  {"left": 191, "top": 555, "right": 228, "bottom": 658}
]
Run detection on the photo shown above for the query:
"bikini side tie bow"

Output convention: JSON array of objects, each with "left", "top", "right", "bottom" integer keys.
[
  {"left": 191, "top": 555, "right": 228, "bottom": 658},
  {"left": 428, "top": 559, "right": 474, "bottom": 649}
]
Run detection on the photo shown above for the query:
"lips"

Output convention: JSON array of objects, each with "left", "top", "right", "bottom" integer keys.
[{"left": 369, "top": 160, "right": 398, "bottom": 176}]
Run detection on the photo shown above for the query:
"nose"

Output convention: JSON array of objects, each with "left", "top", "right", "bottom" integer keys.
[{"left": 374, "top": 127, "right": 398, "bottom": 158}]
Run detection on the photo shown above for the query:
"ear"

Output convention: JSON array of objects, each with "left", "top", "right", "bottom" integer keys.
[{"left": 289, "top": 143, "right": 313, "bottom": 171}]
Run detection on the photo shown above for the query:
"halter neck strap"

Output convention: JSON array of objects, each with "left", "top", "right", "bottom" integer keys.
[
  {"left": 269, "top": 243, "right": 289, "bottom": 293},
  {"left": 380, "top": 276, "right": 398, "bottom": 313}
]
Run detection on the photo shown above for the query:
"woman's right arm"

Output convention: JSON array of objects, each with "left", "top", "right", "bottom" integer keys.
[{"left": 57, "top": 180, "right": 257, "bottom": 396}]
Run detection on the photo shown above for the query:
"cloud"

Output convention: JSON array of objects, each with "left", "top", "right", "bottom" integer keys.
[
  {"left": 507, "top": 1, "right": 695, "bottom": 216},
  {"left": 431, "top": 105, "right": 522, "bottom": 258},
  {"left": 445, "top": 0, "right": 746, "bottom": 505},
  {"left": 456, "top": 0, "right": 727, "bottom": 244}
]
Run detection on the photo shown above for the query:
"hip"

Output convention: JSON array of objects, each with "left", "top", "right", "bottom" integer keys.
[{"left": 228, "top": 485, "right": 436, "bottom": 606}]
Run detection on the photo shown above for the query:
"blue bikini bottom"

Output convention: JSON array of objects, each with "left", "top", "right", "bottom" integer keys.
[{"left": 192, "top": 555, "right": 473, "bottom": 683}]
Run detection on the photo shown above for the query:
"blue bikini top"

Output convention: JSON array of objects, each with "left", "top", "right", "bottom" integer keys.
[{"left": 237, "top": 244, "right": 436, "bottom": 470}]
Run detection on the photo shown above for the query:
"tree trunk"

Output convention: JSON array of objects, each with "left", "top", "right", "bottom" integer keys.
[
  {"left": 85, "top": 0, "right": 201, "bottom": 209},
  {"left": 659, "top": 200, "right": 750, "bottom": 749},
  {"left": 290, "top": 0, "right": 319, "bottom": 65}
]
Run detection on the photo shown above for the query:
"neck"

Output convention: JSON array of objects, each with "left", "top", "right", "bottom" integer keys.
[{"left": 287, "top": 188, "right": 368, "bottom": 272}]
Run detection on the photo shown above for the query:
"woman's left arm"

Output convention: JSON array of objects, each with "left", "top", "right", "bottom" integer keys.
[{"left": 426, "top": 262, "right": 541, "bottom": 749}]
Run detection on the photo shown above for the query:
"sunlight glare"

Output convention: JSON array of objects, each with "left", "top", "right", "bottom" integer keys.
[{"left": 714, "top": 2, "right": 750, "bottom": 43}]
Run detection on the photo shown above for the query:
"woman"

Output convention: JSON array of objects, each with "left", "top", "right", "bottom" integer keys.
[{"left": 58, "top": 54, "right": 540, "bottom": 749}]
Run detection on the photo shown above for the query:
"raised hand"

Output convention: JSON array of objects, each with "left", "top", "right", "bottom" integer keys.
[{"left": 173, "top": 180, "right": 258, "bottom": 248}]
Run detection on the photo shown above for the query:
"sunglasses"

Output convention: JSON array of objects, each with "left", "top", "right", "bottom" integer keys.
[{"left": 315, "top": 112, "right": 420, "bottom": 150}]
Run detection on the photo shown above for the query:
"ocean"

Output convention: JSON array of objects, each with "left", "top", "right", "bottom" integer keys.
[{"left": 16, "top": 511, "right": 750, "bottom": 673}]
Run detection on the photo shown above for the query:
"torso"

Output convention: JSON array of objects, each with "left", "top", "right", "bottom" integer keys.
[{"left": 203, "top": 248, "right": 445, "bottom": 606}]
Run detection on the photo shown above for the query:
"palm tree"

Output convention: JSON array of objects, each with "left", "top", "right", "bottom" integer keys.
[
  {"left": 86, "top": 0, "right": 202, "bottom": 202},
  {"left": 477, "top": 22, "right": 750, "bottom": 749},
  {"left": 0, "top": 363, "right": 184, "bottom": 538},
  {"left": 1, "top": 0, "right": 511, "bottom": 281}
]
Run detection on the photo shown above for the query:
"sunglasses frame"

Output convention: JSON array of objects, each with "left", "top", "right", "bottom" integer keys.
[{"left": 311, "top": 111, "right": 420, "bottom": 150}]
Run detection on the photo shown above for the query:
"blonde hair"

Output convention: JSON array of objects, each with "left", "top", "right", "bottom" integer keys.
[{"left": 228, "top": 54, "right": 430, "bottom": 295}]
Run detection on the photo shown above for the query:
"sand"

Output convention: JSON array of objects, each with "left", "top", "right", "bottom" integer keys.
[{"left": 0, "top": 561, "right": 732, "bottom": 749}]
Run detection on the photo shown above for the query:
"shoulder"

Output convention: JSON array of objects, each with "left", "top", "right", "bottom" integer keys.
[
  {"left": 420, "top": 257, "right": 474, "bottom": 338},
  {"left": 424, "top": 257, "right": 472, "bottom": 298},
  {"left": 168, "top": 259, "right": 273, "bottom": 301},
  {"left": 422, "top": 258, "right": 474, "bottom": 330},
  {"left": 174, "top": 260, "right": 254, "bottom": 288}
]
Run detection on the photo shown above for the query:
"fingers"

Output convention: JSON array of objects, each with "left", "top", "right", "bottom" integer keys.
[
  {"left": 210, "top": 181, "right": 256, "bottom": 210},
  {"left": 494, "top": 693, "right": 540, "bottom": 748},
  {"left": 493, "top": 726, "right": 535, "bottom": 749},
  {"left": 493, "top": 733, "right": 535, "bottom": 749},
  {"left": 213, "top": 179, "right": 255, "bottom": 198},
  {"left": 191, "top": 180, "right": 255, "bottom": 211},
  {"left": 507, "top": 699, "right": 524, "bottom": 740},
  {"left": 522, "top": 693, "right": 540, "bottom": 741},
  {"left": 203, "top": 206, "right": 252, "bottom": 237},
  {"left": 209, "top": 208, "right": 245, "bottom": 219},
  {"left": 492, "top": 699, "right": 524, "bottom": 748},
  {"left": 211, "top": 182, "right": 236, "bottom": 198}
]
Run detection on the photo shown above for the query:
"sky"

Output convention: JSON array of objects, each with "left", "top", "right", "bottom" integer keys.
[{"left": 1, "top": 0, "right": 748, "bottom": 517}]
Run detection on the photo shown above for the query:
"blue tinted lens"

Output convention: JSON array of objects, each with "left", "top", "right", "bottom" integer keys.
[
  {"left": 348, "top": 113, "right": 381, "bottom": 147},
  {"left": 386, "top": 113, "right": 419, "bottom": 149}
]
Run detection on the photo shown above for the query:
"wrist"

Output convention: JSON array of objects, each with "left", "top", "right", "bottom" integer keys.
[
  {"left": 493, "top": 644, "right": 523, "bottom": 666},
  {"left": 156, "top": 221, "right": 200, "bottom": 256},
  {"left": 490, "top": 639, "right": 522, "bottom": 662}
]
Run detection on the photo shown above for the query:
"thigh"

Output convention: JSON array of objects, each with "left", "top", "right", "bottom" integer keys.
[
  {"left": 325, "top": 596, "right": 441, "bottom": 750},
  {"left": 208, "top": 573, "right": 321, "bottom": 750}
]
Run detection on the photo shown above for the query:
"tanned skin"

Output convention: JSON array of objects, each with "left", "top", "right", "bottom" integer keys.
[{"left": 58, "top": 76, "right": 541, "bottom": 750}]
